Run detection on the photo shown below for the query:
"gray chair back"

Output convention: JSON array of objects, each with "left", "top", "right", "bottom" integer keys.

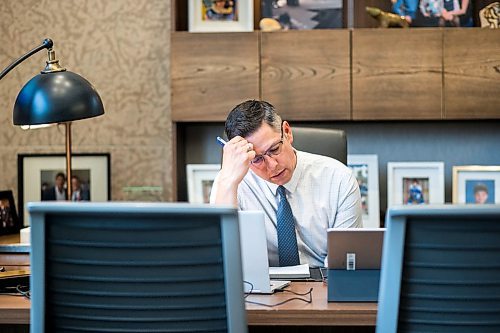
[
  {"left": 292, "top": 127, "right": 347, "bottom": 164},
  {"left": 29, "top": 202, "right": 247, "bottom": 333},
  {"left": 377, "top": 204, "right": 500, "bottom": 333}
]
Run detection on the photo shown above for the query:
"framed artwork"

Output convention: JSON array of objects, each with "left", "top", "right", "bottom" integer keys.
[
  {"left": 187, "top": 164, "right": 220, "bottom": 204},
  {"left": 347, "top": 154, "right": 380, "bottom": 228},
  {"left": 387, "top": 162, "right": 444, "bottom": 208},
  {"left": 0, "top": 190, "right": 21, "bottom": 236},
  {"left": 452, "top": 165, "right": 500, "bottom": 204},
  {"left": 188, "top": 0, "right": 253, "bottom": 32},
  {"left": 18, "top": 153, "right": 111, "bottom": 226},
  {"left": 261, "top": 0, "right": 343, "bottom": 29}
]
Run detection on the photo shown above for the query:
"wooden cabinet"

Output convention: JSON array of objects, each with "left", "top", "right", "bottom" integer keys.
[
  {"left": 171, "top": 32, "right": 260, "bottom": 122},
  {"left": 261, "top": 30, "right": 351, "bottom": 121},
  {"left": 444, "top": 29, "right": 500, "bottom": 119},
  {"left": 352, "top": 29, "right": 442, "bottom": 120},
  {"left": 171, "top": 29, "right": 500, "bottom": 122}
]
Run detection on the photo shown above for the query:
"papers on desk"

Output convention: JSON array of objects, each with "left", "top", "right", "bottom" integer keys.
[{"left": 269, "top": 263, "right": 310, "bottom": 280}]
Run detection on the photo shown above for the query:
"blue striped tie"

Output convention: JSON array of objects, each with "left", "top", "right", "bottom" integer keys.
[{"left": 277, "top": 186, "right": 300, "bottom": 266}]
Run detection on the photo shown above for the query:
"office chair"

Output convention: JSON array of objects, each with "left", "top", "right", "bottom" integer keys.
[
  {"left": 29, "top": 202, "right": 247, "bottom": 333},
  {"left": 377, "top": 204, "right": 500, "bottom": 333},
  {"left": 291, "top": 127, "right": 347, "bottom": 165}
]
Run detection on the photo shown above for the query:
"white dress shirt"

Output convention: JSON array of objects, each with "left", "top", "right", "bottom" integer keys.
[{"left": 211, "top": 150, "right": 363, "bottom": 268}]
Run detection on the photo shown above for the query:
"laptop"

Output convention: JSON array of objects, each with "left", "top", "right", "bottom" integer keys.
[
  {"left": 327, "top": 228, "right": 385, "bottom": 270},
  {"left": 238, "top": 211, "right": 290, "bottom": 294},
  {"left": 327, "top": 228, "right": 385, "bottom": 302}
]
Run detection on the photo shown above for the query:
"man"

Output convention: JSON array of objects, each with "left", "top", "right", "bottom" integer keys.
[
  {"left": 71, "top": 175, "right": 90, "bottom": 201},
  {"left": 42, "top": 172, "right": 67, "bottom": 201},
  {"left": 210, "top": 100, "right": 362, "bottom": 268}
]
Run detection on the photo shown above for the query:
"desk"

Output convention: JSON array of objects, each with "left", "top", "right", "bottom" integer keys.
[
  {"left": 0, "top": 283, "right": 376, "bottom": 332},
  {"left": 246, "top": 282, "right": 376, "bottom": 327},
  {"left": 1, "top": 234, "right": 377, "bottom": 332}
]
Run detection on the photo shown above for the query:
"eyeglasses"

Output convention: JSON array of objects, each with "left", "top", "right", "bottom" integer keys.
[{"left": 250, "top": 125, "right": 284, "bottom": 166}]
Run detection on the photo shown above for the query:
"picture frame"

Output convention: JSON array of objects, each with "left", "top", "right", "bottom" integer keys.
[
  {"left": 387, "top": 162, "right": 444, "bottom": 208},
  {"left": 186, "top": 164, "right": 220, "bottom": 204},
  {"left": 17, "top": 153, "right": 111, "bottom": 226},
  {"left": 452, "top": 165, "right": 500, "bottom": 204},
  {"left": 188, "top": 0, "right": 253, "bottom": 32},
  {"left": 347, "top": 154, "right": 380, "bottom": 228},
  {"left": 261, "top": 0, "right": 343, "bottom": 30},
  {"left": 0, "top": 190, "right": 21, "bottom": 236}
]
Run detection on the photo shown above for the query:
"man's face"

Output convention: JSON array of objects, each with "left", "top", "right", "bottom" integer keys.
[
  {"left": 72, "top": 178, "right": 80, "bottom": 190},
  {"left": 245, "top": 121, "right": 296, "bottom": 185},
  {"left": 475, "top": 190, "right": 488, "bottom": 204},
  {"left": 55, "top": 176, "right": 65, "bottom": 189}
]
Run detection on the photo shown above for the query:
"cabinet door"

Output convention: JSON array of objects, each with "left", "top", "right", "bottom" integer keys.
[
  {"left": 261, "top": 30, "right": 351, "bottom": 121},
  {"left": 171, "top": 32, "right": 259, "bottom": 122},
  {"left": 352, "top": 29, "right": 442, "bottom": 120},
  {"left": 444, "top": 29, "right": 500, "bottom": 119}
]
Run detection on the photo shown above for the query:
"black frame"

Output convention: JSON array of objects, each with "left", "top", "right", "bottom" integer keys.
[{"left": 17, "top": 153, "right": 111, "bottom": 225}]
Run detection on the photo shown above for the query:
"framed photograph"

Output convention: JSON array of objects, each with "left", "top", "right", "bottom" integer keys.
[
  {"left": 187, "top": 164, "right": 220, "bottom": 204},
  {"left": 18, "top": 153, "right": 111, "bottom": 226},
  {"left": 261, "top": 0, "right": 343, "bottom": 29},
  {"left": 347, "top": 154, "right": 380, "bottom": 228},
  {"left": 387, "top": 162, "right": 444, "bottom": 208},
  {"left": 0, "top": 190, "right": 21, "bottom": 236},
  {"left": 188, "top": 0, "right": 253, "bottom": 32},
  {"left": 452, "top": 165, "right": 500, "bottom": 204}
]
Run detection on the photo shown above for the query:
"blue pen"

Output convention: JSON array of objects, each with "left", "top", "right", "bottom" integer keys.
[{"left": 216, "top": 136, "right": 227, "bottom": 147}]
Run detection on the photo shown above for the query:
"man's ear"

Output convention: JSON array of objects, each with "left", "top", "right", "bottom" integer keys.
[{"left": 283, "top": 121, "right": 293, "bottom": 144}]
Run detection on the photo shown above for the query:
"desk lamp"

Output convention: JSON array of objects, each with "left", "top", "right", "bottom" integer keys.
[{"left": 0, "top": 38, "right": 104, "bottom": 199}]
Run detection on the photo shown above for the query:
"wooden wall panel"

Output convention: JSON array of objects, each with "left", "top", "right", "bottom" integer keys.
[
  {"left": 352, "top": 29, "right": 443, "bottom": 120},
  {"left": 261, "top": 30, "right": 351, "bottom": 121},
  {"left": 444, "top": 29, "right": 500, "bottom": 119},
  {"left": 171, "top": 32, "right": 260, "bottom": 122}
]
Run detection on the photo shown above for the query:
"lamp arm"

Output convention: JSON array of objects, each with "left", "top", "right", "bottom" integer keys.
[{"left": 0, "top": 38, "right": 53, "bottom": 81}]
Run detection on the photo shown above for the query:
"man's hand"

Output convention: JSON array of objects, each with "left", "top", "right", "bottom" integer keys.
[{"left": 214, "top": 136, "right": 256, "bottom": 205}]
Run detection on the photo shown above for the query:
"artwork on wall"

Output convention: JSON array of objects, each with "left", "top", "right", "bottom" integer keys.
[
  {"left": 261, "top": 0, "right": 343, "bottom": 29},
  {"left": 187, "top": 164, "right": 221, "bottom": 204},
  {"left": 18, "top": 154, "right": 111, "bottom": 226},
  {"left": 452, "top": 165, "right": 500, "bottom": 204},
  {"left": 189, "top": 0, "right": 253, "bottom": 32},
  {"left": 0, "top": 190, "right": 21, "bottom": 236},
  {"left": 347, "top": 154, "right": 380, "bottom": 228},
  {"left": 387, "top": 162, "right": 444, "bottom": 208}
]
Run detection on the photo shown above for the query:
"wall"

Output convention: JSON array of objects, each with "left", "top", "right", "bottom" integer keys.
[
  {"left": 0, "top": 0, "right": 173, "bottom": 212},
  {"left": 178, "top": 121, "right": 500, "bottom": 224}
]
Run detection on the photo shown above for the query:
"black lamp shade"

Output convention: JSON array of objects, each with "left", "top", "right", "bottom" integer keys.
[{"left": 13, "top": 71, "right": 104, "bottom": 125}]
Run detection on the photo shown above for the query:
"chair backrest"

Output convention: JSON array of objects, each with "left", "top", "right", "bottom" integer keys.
[
  {"left": 377, "top": 204, "right": 500, "bottom": 333},
  {"left": 291, "top": 127, "right": 347, "bottom": 164},
  {"left": 29, "top": 202, "right": 247, "bottom": 333}
]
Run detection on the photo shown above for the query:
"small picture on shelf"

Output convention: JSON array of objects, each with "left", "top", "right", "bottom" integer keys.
[
  {"left": 347, "top": 154, "right": 380, "bottom": 228},
  {"left": 189, "top": 0, "right": 253, "bottom": 32},
  {"left": 261, "top": 0, "right": 343, "bottom": 30},
  {"left": 203, "top": 0, "right": 238, "bottom": 22},
  {"left": 403, "top": 177, "right": 429, "bottom": 205},
  {"left": 452, "top": 166, "right": 500, "bottom": 204},
  {"left": 0, "top": 190, "right": 21, "bottom": 236},
  {"left": 465, "top": 180, "right": 495, "bottom": 204}
]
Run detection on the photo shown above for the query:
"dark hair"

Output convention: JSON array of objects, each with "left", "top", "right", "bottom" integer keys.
[
  {"left": 474, "top": 183, "right": 488, "bottom": 194},
  {"left": 225, "top": 100, "right": 282, "bottom": 139},
  {"left": 55, "top": 172, "right": 66, "bottom": 181}
]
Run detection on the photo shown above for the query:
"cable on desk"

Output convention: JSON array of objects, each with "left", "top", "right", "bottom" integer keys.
[
  {"left": 245, "top": 288, "right": 313, "bottom": 308},
  {"left": 1, "top": 285, "right": 30, "bottom": 299},
  {"left": 243, "top": 280, "right": 253, "bottom": 299}
]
